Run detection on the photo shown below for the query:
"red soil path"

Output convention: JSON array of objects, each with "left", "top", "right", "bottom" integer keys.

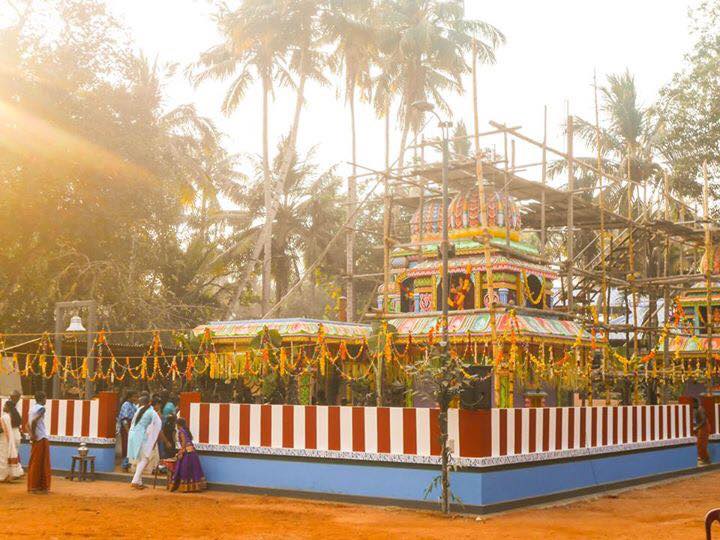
[{"left": 2, "top": 472, "right": 719, "bottom": 539}]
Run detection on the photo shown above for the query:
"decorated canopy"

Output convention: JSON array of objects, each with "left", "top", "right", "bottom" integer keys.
[
  {"left": 399, "top": 254, "right": 557, "bottom": 280},
  {"left": 387, "top": 312, "right": 591, "bottom": 343},
  {"left": 195, "top": 318, "right": 372, "bottom": 344},
  {"left": 664, "top": 335, "right": 720, "bottom": 357}
]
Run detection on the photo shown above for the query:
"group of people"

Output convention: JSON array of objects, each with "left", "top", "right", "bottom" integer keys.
[
  {"left": 0, "top": 391, "right": 53, "bottom": 494},
  {"left": 0, "top": 388, "right": 206, "bottom": 494},
  {"left": 118, "top": 390, "right": 206, "bottom": 492},
  {"left": 0, "top": 390, "right": 51, "bottom": 494}
]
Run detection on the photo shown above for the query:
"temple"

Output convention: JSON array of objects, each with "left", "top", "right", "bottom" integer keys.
[{"left": 374, "top": 181, "right": 594, "bottom": 407}]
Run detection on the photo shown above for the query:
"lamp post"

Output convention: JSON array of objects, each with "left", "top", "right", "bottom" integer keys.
[
  {"left": 411, "top": 101, "right": 451, "bottom": 352},
  {"left": 411, "top": 100, "right": 453, "bottom": 514},
  {"left": 53, "top": 300, "right": 97, "bottom": 399}
]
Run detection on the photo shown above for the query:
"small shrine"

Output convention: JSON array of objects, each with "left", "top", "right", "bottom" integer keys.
[
  {"left": 376, "top": 185, "right": 596, "bottom": 407},
  {"left": 666, "top": 247, "right": 720, "bottom": 358}
]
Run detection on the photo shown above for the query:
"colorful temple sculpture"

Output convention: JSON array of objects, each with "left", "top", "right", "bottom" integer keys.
[
  {"left": 192, "top": 318, "right": 372, "bottom": 405},
  {"left": 375, "top": 185, "right": 596, "bottom": 407},
  {"left": 666, "top": 246, "right": 720, "bottom": 361}
]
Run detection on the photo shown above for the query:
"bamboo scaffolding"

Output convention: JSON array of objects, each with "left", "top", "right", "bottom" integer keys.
[
  {"left": 332, "top": 86, "right": 718, "bottom": 407},
  {"left": 703, "top": 161, "right": 713, "bottom": 393},
  {"left": 566, "top": 115, "right": 575, "bottom": 312}
]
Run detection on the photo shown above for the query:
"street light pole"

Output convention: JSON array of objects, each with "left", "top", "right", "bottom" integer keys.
[
  {"left": 440, "top": 125, "right": 450, "bottom": 353},
  {"left": 411, "top": 100, "right": 453, "bottom": 514},
  {"left": 411, "top": 100, "right": 452, "bottom": 351},
  {"left": 53, "top": 300, "right": 97, "bottom": 399}
]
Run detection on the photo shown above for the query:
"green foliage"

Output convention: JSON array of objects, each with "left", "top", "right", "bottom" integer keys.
[
  {"left": 406, "top": 345, "right": 474, "bottom": 408},
  {"left": 0, "top": 0, "right": 240, "bottom": 333},
  {"left": 249, "top": 328, "right": 283, "bottom": 350},
  {"left": 657, "top": 0, "right": 720, "bottom": 196}
]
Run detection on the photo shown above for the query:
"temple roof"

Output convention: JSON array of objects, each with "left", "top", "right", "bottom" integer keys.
[
  {"left": 677, "top": 281, "right": 720, "bottom": 304},
  {"left": 394, "top": 254, "right": 558, "bottom": 280},
  {"left": 661, "top": 335, "right": 720, "bottom": 356},
  {"left": 387, "top": 312, "right": 591, "bottom": 342},
  {"left": 195, "top": 318, "right": 372, "bottom": 343}
]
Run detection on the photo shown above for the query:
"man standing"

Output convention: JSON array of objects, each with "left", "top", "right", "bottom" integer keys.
[
  {"left": 128, "top": 395, "right": 162, "bottom": 489},
  {"left": 27, "top": 391, "right": 51, "bottom": 493},
  {"left": 692, "top": 397, "right": 711, "bottom": 466},
  {"left": 9, "top": 390, "right": 24, "bottom": 464},
  {"left": 117, "top": 391, "right": 138, "bottom": 472}
]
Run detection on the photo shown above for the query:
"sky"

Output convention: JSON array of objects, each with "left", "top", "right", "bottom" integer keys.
[{"left": 105, "top": 0, "right": 697, "bottom": 180}]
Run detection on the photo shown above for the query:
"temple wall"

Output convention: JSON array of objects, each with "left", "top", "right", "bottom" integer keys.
[
  {"left": 1, "top": 394, "right": 118, "bottom": 473},
  {"left": 188, "top": 402, "right": 693, "bottom": 463}
]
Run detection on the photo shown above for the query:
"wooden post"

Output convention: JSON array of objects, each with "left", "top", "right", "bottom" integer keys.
[
  {"left": 680, "top": 205, "right": 686, "bottom": 274},
  {"left": 472, "top": 42, "right": 499, "bottom": 405},
  {"left": 96, "top": 391, "right": 118, "bottom": 439},
  {"left": 566, "top": 115, "right": 575, "bottom": 312},
  {"left": 594, "top": 72, "right": 609, "bottom": 381},
  {"left": 379, "top": 104, "right": 391, "bottom": 407},
  {"left": 662, "top": 171, "right": 671, "bottom": 399},
  {"left": 346, "top": 180, "right": 356, "bottom": 321},
  {"left": 382, "top": 107, "right": 391, "bottom": 316},
  {"left": 540, "top": 106, "right": 547, "bottom": 258},
  {"left": 418, "top": 135, "right": 425, "bottom": 244},
  {"left": 703, "top": 161, "right": 713, "bottom": 393},
  {"left": 503, "top": 131, "right": 510, "bottom": 247},
  {"left": 627, "top": 144, "right": 639, "bottom": 359}
]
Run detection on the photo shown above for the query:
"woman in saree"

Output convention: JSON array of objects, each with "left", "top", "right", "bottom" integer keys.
[
  {"left": 170, "top": 418, "right": 206, "bottom": 493},
  {"left": 0, "top": 401, "right": 22, "bottom": 481}
]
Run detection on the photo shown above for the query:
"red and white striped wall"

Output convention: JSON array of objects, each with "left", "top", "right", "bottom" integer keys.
[
  {"left": 489, "top": 404, "right": 691, "bottom": 458},
  {"left": 0, "top": 397, "right": 101, "bottom": 439},
  {"left": 189, "top": 403, "right": 459, "bottom": 457},
  {"left": 189, "top": 403, "right": 694, "bottom": 460}
]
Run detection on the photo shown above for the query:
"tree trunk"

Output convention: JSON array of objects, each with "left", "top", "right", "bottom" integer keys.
[
  {"left": 397, "top": 115, "right": 411, "bottom": 173},
  {"left": 226, "top": 57, "right": 309, "bottom": 318},
  {"left": 346, "top": 86, "right": 357, "bottom": 322},
  {"left": 439, "top": 391, "right": 450, "bottom": 514},
  {"left": 262, "top": 76, "right": 272, "bottom": 315},
  {"left": 262, "top": 63, "right": 308, "bottom": 317}
]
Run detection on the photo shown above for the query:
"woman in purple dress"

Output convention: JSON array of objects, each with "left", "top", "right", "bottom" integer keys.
[{"left": 170, "top": 418, "right": 206, "bottom": 493}]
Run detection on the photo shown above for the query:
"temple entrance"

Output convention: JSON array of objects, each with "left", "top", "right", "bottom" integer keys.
[
  {"left": 525, "top": 274, "right": 544, "bottom": 309},
  {"left": 437, "top": 273, "right": 474, "bottom": 311}
]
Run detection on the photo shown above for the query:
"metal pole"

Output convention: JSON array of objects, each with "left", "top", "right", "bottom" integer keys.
[
  {"left": 52, "top": 305, "right": 62, "bottom": 398},
  {"left": 441, "top": 127, "right": 450, "bottom": 350},
  {"left": 85, "top": 301, "right": 97, "bottom": 399},
  {"left": 566, "top": 115, "right": 575, "bottom": 312},
  {"left": 703, "top": 162, "right": 713, "bottom": 393}
]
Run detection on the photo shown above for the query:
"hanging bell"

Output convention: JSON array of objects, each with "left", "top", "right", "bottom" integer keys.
[{"left": 66, "top": 315, "right": 86, "bottom": 333}]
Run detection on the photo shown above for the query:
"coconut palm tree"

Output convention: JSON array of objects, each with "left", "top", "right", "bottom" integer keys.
[
  {"left": 322, "top": 0, "right": 378, "bottom": 320},
  {"left": 193, "top": 0, "right": 329, "bottom": 318},
  {"left": 372, "top": 0, "right": 504, "bottom": 168},
  {"left": 229, "top": 137, "right": 345, "bottom": 307},
  {"left": 555, "top": 71, "right": 669, "bottom": 214},
  {"left": 190, "top": 0, "right": 292, "bottom": 315}
]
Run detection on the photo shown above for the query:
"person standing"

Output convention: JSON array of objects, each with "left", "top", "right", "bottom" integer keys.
[
  {"left": 27, "top": 391, "right": 51, "bottom": 493},
  {"left": 127, "top": 395, "right": 162, "bottom": 489},
  {"left": 159, "top": 393, "right": 178, "bottom": 459},
  {"left": 162, "top": 394, "right": 177, "bottom": 418},
  {"left": 117, "top": 392, "right": 138, "bottom": 471},
  {"left": 0, "top": 401, "right": 22, "bottom": 482},
  {"left": 692, "top": 397, "right": 711, "bottom": 466},
  {"left": 8, "top": 390, "right": 24, "bottom": 474},
  {"left": 170, "top": 417, "right": 206, "bottom": 493}
]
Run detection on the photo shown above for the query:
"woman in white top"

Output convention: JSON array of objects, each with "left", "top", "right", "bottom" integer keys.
[{"left": 0, "top": 401, "right": 22, "bottom": 481}]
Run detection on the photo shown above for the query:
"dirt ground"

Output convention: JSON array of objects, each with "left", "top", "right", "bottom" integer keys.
[{"left": 2, "top": 472, "right": 720, "bottom": 539}]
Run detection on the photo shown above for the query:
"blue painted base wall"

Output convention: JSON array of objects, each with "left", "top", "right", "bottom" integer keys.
[
  {"left": 709, "top": 440, "right": 720, "bottom": 462},
  {"left": 19, "top": 442, "right": 116, "bottom": 473},
  {"left": 200, "top": 444, "right": 707, "bottom": 509}
]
